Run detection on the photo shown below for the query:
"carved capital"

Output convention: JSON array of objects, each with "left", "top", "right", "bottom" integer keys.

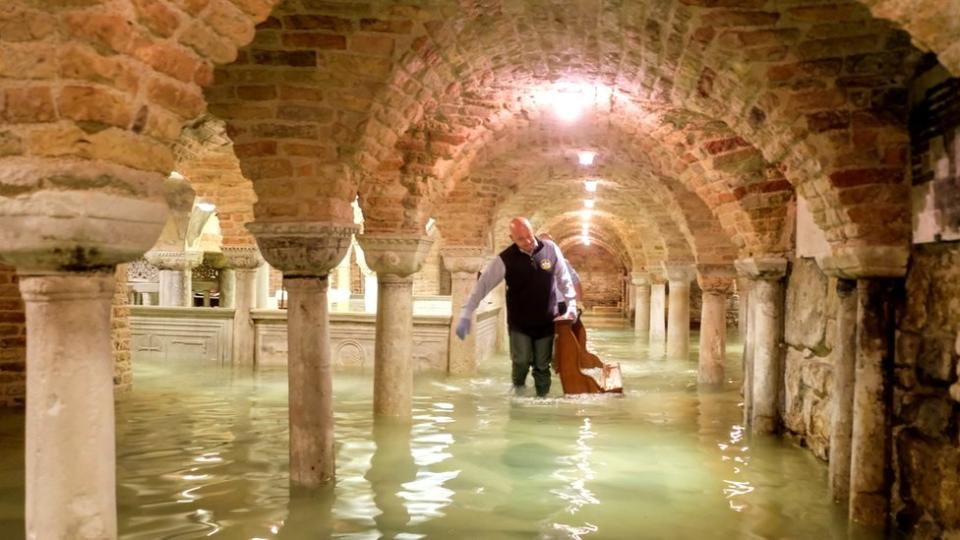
[
  {"left": 0, "top": 158, "right": 167, "bottom": 272},
  {"left": 697, "top": 264, "right": 736, "bottom": 294},
  {"left": 358, "top": 233, "right": 435, "bottom": 277},
  {"left": 247, "top": 221, "right": 357, "bottom": 277},
  {"left": 221, "top": 246, "right": 263, "bottom": 270},
  {"left": 735, "top": 257, "right": 788, "bottom": 280},
  {"left": 816, "top": 245, "right": 908, "bottom": 279},
  {"left": 630, "top": 271, "right": 650, "bottom": 286},
  {"left": 144, "top": 250, "right": 203, "bottom": 271},
  {"left": 441, "top": 246, "right": 488, "bottom": 274},
  {"left": 661, "top": 263, "right": 696, "bottom": 283}
]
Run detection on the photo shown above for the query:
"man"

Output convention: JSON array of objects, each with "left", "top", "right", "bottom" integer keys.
[{"left": 455, "top": 217, "right": 578, "bottom": 396}]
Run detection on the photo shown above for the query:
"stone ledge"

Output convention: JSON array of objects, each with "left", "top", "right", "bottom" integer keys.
[{"left": 816, "top": 245, "right": 909, "bottom": 279}]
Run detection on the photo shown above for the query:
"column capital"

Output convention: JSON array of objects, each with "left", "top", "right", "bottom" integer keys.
[
  {"left": 697, "top": 264, "right": 736, "bottom": 294},
  {"left": 221, "top": 246, "right": 263, "bottom": 270},
  {"left": 247, "top": 221, "right": 357, "bottom": 277},
  {"left": 647, "top": 267, "right": 666, "bottom": 284},
  {"left": 144, "top": 249, "right": 203, "bottom": 270},
  {"left": 816, "top": 245, "right": 908, "bottom": 279},
  {"left": 441, "top": 246, "right": 488, "bottom": 274},
  {"left": 661, "top": 263, "right": 696, "bottom": 283},
  {"left": 358, "top": 232, "right": 434, "bottom": 277},
  {"left": 735, "top": 257, "right": 788, "bottom": 280}
]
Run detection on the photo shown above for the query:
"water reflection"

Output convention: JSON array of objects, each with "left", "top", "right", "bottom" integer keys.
[{"left": 0, "top": 326, "right": 886, "bottom": 539}]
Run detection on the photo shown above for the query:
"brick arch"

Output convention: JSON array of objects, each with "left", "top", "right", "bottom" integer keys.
[
  {"left": 855, "top": 0, "right": 960, "bottom": 75},
  {"left": 174, "top": 117, "right": 256, "bottom": 247},
  {"left": 347, "top": 0, "right": 921, "bottom": 274},
  {"left": 541, "top": 214, "right": 637, "bottom": 272}
]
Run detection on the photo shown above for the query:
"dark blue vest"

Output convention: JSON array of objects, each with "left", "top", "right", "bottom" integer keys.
[{"left": 499, "top": 242, "right": 558, "bottom": 338}]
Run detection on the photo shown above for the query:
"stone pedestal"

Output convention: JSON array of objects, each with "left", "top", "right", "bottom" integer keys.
[
  {"left": 735, "top": 258, "right": 787, "bottom": 434},
  {"left": 697, "top": 266, "right": 734, "bottom": 385},
  {"left": 649, "top": 271, "right": 667, "bottom": 352},
  {"left": 358, "top": 233, "right": 435, "bottom": 419},
  {"left": 829, "top": 279, "right": 857, "bottom": 503},
  {"left": 223, "top": 247, "right": 263, "bottom": 366},
  {"left": 144, "top": 250, "right": 202, "bottom": 307},
  {"left": 849, "top": 278, "right": 897, "bottom": 526},
  {"left": 247, "top": 221, "right": 356, "bottom": 489},
  {"left": 631, "top": 272, "right": 651, "bottom": 337},
  {"left": 664, "top": 264, "right": 694, "bottom": 359},
  {"left": 442, "top": 247, "right": 487, "bottom": 375},
  {"left": 21, "top": 272, "right": 117, "bottom": 540}
]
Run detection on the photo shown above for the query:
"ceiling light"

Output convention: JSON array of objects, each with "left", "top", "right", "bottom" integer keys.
[
  {"left": 196, "top": 201, "right": 216, "bottom": 212},
  {"left": 169, "top": 171, "right": 185, "bottom": 181},
  {"left": 584, "top": 199, "right": 595, "bottom": 209},
  {"left": 582, "top": 209, "right": 593, "bottom": 220},
  {"left": 578, "top": 151, "right": 596, "bottom": 166},
  {"left": 582, "top": 235, "right": 591, "bottom": 246},
  {"left": 584, "top": 179, "right": 598, "bottom": 192}
]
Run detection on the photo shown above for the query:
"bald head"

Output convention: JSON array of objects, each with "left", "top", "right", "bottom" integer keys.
[{"left": 509, "top": 217, "right": 537, "bottom": 253}]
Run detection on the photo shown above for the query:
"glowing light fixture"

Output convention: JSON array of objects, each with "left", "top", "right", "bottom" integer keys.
[
  {"left": 169, "top": 171, "right": 185, "bottom": 181},
  {"left": 196, "top": 201, "right": 216, "bottom": 212},
  {"left": 578, "top": 151, "right": 596, "bottom": 166},
  {"left": 584, "top": 199, "right": 595, "bottom": 209},
  {"left": 582, "top": 235, "right": 591, "bottom": 246},
  {"left": 582, "top": 209, "right": 593, "bottom": 220},
  {"left": 584, "top": 179, "right": 598, "bottom": 192}
]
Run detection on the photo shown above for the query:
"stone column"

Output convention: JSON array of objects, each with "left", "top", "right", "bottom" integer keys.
[
  {"left": 247, "top": 221, "right": 356, "bottom": 489},
  {"left": 0, "top": 157, "right": 169, "bottom": 538},
  {"left": 631, "top": 272, "right": 651, "bottom": 337},
  {"left": 849, "top": 278, "right": 897, "bottom": 525},
  {"left": 664, "top": 264, "right": 695, "bottom": 359},
  {"left": 697, "top": 266, "right": 734, "bottom": 385},
  {"left": 144, "top": 250, "right": 202, "bottom": 307},
  {"left": 442, "top": 247, "right": 487, "bottom": 375},
  {"left": 829, "top": 278, "right": 857, "bottom": 503},
  {"left": 740, "top": 276, "right": 754, "bottom": 427},
  {"left": 255, "top": 263, "right": 271, "bottom": 309},
  {"left": 21, "top": 273, "right": 118, "bottom": 539},
  {"left": 735, "top": 258, "right": 787, "bottom": 435},
  {"left": 358, "top": 233, "right": 435, "bottom": 419},
  {"left": 737, "top": 277, "right": 751, "bottom": 340},
  {"left": 649, "top": 271, "right": 667, "bottom": 353},
  {"left": 219, "top": 268, "right": 236, "bottom": 308},
  {"left": 223, "top": 247, "right": 263, "bottom": 366}
]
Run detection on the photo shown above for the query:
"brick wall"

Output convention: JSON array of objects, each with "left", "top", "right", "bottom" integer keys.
[
  {"left": 0, "top": 264, "right": 25, "bottom": 407},
  {"left": 565, "top": 245, "right": 625, "bottom": 308}
]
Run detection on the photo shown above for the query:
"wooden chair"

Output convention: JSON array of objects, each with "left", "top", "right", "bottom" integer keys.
[{"left": 553, "top": 317, "right": 624, "bottom": 395}]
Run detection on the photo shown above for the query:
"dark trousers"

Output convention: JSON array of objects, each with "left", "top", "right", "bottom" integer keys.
[{"left": 508, "top": 330, "right": 554, "bottom": 396}]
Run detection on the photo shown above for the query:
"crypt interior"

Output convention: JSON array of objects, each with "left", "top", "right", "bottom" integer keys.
[{"left": 0, "top": 0, "right": 959, "bottom": 538}]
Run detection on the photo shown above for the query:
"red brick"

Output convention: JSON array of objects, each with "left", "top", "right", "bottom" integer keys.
[
  {"left": 281, "top": 33, "right": 347, "bottom": 50},
  {"left": 132, "top": 0, "right": 181, "bottom": 38},
  {"left": 284, "top": 15, "right": 353, "bottom": 32},
  {"left": 59, "top": 85, "right": 132, "bottom": 127},
  {"left": 359, "top": 18, "right": 414, "bottom": 34},
  {"left": 2, "top": 87, "right": 56, "bottom": 123},
  {"left": 829, "top": 168, "right": 903, "bottom": 189}
]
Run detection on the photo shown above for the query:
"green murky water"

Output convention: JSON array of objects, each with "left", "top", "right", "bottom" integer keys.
[{"left": 0, "top": 321, "right": 883, "bottom": 539}]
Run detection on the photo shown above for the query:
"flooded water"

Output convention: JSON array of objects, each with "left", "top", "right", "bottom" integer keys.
[{"left": 0, "top": 321, "right": 884, "bottom": 539}]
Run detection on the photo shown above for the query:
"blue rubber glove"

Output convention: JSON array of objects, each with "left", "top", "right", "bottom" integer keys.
[{"left": 455, "top": 317, "right": 471, "bottom": 340}]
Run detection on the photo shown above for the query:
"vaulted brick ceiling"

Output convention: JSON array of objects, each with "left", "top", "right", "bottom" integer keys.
[{"left": 205, "top": 0, "right": 927, "bottom": 270}]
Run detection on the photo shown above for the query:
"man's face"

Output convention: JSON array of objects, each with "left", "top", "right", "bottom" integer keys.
[{"left": 511, "top": 225, "right": 537, "bottom": 253}]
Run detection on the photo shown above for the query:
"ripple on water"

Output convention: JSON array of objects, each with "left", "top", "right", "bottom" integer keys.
[{"left": 0, "top": 329, "right": 884, "bottom": 539}]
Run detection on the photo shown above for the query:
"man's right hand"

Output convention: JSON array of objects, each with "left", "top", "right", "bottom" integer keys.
[{"left": 455, "top": 317, "right": 471, "bottom": 340}]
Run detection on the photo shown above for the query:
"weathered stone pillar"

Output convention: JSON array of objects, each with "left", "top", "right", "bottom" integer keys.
[
  {"left": 358, "top": 233, "right": 435, "bottom": 419},
  {"left": 219, "top": 268, "right": 236, "bottom": 309},
  {"left": 21, "top": 273, "right": 118, "bottom": 539},
  {"left": 697, "top": 266, "right": 734, "bottom": 385},
  {"left": 255, "top": 263, "right": 271, "bottom": 309},
  {"left": 0, "top": 156, "right": 168, "bottom": 538},
  {"left": 222, "top": 247, "right": 263, "bottom": 366},
  {"left": 144, "top": 250, "right": 202, "bottom": 307},
  {"left": 441, "top": 247, "right": 487, "bottom": 375},
  {"left": 664, "top": 264, "right": 695, "bottom": 359},
  {"left": 649, "top": 270, "right": 667, "bottom": 352},
  {"left": 632, "top": 272, "right": 651, "bottom": 337},
  {"left": 829, "top": 278, "right": 857, "bottom": 503},
  {"left": 247, "top": 222, "right": 356, "bottom": 489},
  {"left": 849, "top": 278, "right": 897, "bottom": 525},
  {"left": 737, "top": 278, "right": 751, "bottom": 341},
  {"left": 735, "top": 258, "right": 787, "bottom": 434}
]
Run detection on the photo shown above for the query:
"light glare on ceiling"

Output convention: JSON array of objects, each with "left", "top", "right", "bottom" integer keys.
[
  {"left": 585, "top": 179, "right": 598, "bottom": 192},
  {"left": 584, "top": 199, "right": 595, "bottom": 209},
  {"left": 578, "top": 151, "right": 596, "bottom": 166},
  {"left": 196, "top": 201, "right": 216, "bottom": 212}
]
